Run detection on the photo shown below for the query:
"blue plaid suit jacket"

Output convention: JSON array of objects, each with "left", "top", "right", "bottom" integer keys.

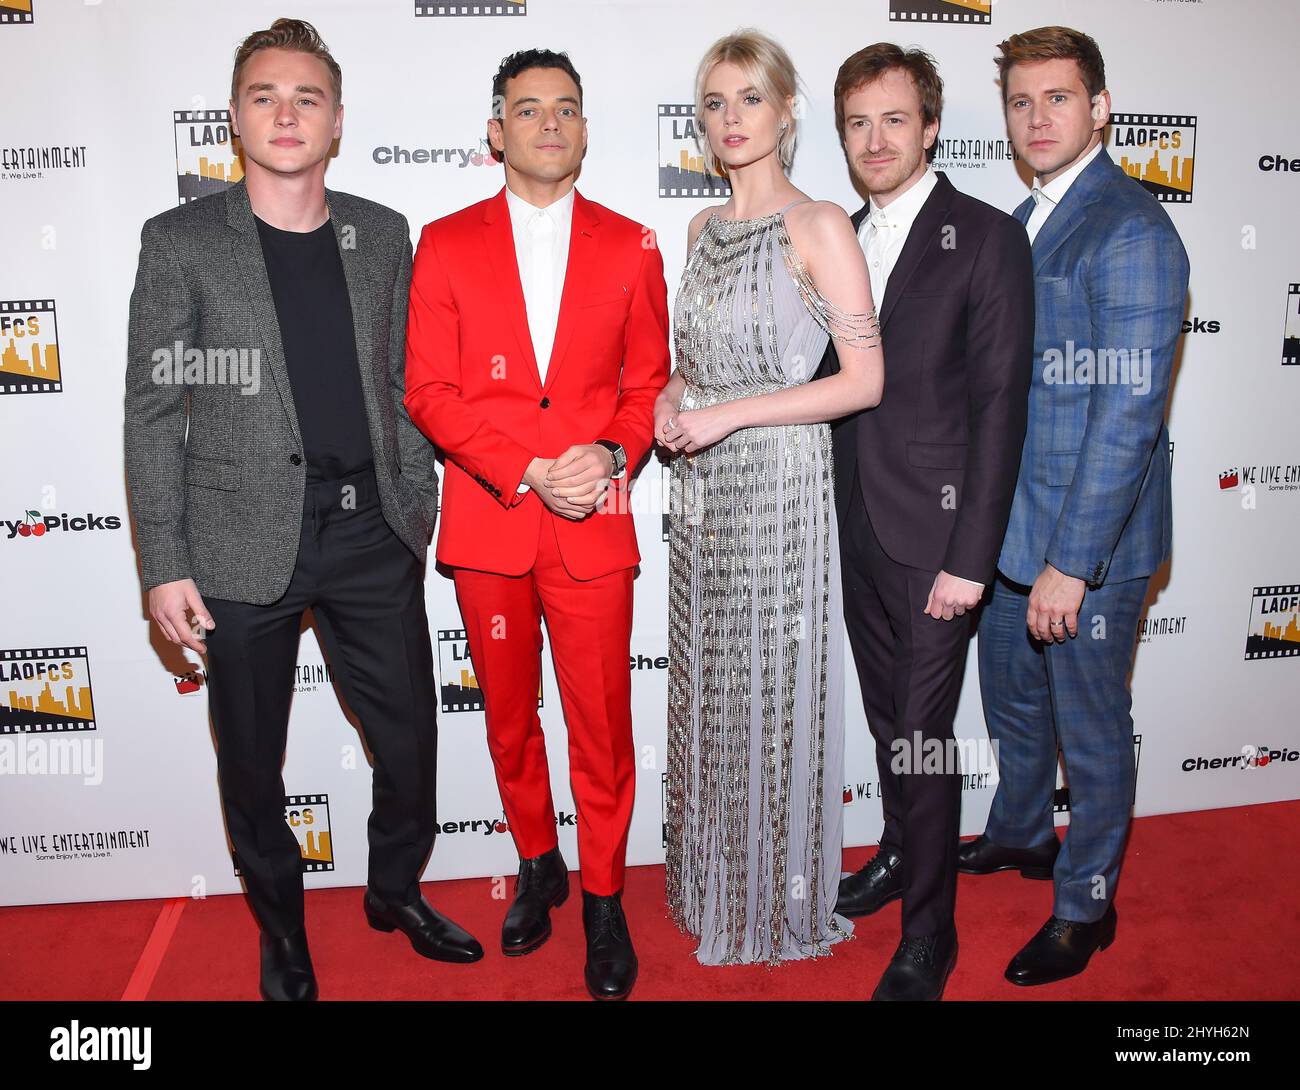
[{"left": 997, "top": 147, "right": 1190, "bottom": 588}]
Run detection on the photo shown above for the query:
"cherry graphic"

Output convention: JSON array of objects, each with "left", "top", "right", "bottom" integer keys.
[
  {"left": 494, "top": 816, "right": 509, "bottom": 834},
  {"left": 17, "top": 524, "right": 30, "bottom": 537},
  {"left": 19, "top": 510, "right": 44, "bottom": 538},
  {"left": 1258, "top": 754, "right": 1270, "bottom": 766}
]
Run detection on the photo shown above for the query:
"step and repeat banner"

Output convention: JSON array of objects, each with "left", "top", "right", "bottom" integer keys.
[{"left": 1, "top": 0, "right": 1297, "bottom": 907}]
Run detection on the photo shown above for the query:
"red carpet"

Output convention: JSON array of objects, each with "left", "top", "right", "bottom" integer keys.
[{"left": 4, "top": 801, "right": 1297, "bottom": 1001}]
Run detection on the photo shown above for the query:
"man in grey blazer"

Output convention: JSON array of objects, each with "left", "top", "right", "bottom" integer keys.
[{"left": 124, "top": 19, "right": 481, "bottom": 1000}]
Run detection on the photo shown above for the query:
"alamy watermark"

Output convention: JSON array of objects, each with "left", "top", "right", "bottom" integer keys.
[{"left": 1042, "top": 341, "right": 1152, "bottom": 396}]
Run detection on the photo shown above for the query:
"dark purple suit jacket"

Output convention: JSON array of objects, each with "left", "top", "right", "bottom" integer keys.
[{"left": 817, "top": 171, "right": 1034, "bottom": 585}]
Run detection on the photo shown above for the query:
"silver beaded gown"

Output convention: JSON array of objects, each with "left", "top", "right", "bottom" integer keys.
[{"left": 665, "top": 201, "right": 880, "bottom": 965}]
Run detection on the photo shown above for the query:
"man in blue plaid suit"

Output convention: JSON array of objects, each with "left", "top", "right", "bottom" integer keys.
[{"left": 962, "top": 27, "right": 1189, "bottom": 986}]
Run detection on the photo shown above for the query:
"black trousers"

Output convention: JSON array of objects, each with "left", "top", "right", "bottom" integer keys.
[
  {"left": 203, "top": 466, "right": 438, "bottom": 937},
  {"left": 840, "top": 471, "right": 970, "bottom": 937}
]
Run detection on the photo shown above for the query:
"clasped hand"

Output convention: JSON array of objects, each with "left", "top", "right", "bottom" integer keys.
[
  {"left": 654, "top": 394, "right": 738, "bottom": 454},
  {"left": 526, "top": 444, "right": 614, "bottom": 520}
]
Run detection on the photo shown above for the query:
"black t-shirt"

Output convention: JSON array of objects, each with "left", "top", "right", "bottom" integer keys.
[{"left": 255, "top": 215, "right": 373, "bottom": 482}]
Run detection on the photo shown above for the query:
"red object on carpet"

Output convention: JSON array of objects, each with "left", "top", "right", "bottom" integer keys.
[{"left": 2, "top": 801, "right": 1296, "bottom": 1001}]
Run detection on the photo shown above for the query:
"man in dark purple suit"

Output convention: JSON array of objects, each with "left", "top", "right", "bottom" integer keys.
[{"left": 818, "top": 44, "right": 1034, "bottom": 1001}]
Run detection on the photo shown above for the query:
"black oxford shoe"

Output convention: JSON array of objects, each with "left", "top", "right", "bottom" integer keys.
[
  {"left": 1005, "top": 903, "right": 1117, "bottom": 986},
  {"left": 835, "top": 847, "right": 903, "bottom": 917},
  {"left": 582, "top": 890, "right": 637, "bottom": 1001},
  {"left": 501, "top": 846, "right": 570, "bottom": 956},
  {"left": 259, "top": 928, "right": 318, "bottom": 1002},
  {"left": 364, "top": 889, "right": 484, "bottom": 963},
  {"left": 872, "top": 927, "right": 958, "bottom": 1001},
  {"left": 957, "top": 833, "right": 1058, "bottom": 879}
]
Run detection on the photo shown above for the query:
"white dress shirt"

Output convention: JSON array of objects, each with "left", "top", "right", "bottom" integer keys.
[
  {"left": 1025, "top": 140, "right": 1102, "bottom": 243},
  {"left": 505, "top": 186, "right": 575, "bottom": 496},
  {"left": 856, "top": 166, "right": 984, "bottom": 595},
  {"left": 505, "top": 184, "right": 574, "bottom": 381},
  {"left": 857, "top": 166, "right": 938, "bottom": 306}
]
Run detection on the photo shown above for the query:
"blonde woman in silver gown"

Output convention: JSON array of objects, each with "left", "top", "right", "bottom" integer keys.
[{"left": 658, "top": 29, "right": 885, "bottom": 965}]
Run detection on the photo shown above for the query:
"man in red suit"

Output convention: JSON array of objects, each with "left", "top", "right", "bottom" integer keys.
[{"left": 405, "top": 49, "right": 669, "bottom": 1001}]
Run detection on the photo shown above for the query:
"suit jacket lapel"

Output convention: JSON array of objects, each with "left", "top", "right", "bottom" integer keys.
[
  {"left": 326, "top": 188, "right": 386, "bottom": 462},
  {"left": 224, "top": 181, "right": 302, "bottom": 450},
  {"left": 877, "top": 172, "right": 957, "bottom": 330},
  {"left": 543, "top": 189, "right": 598, "bottom": 394},
  {"left": 1029, "top": 146, "right": 1116, "bottom": 269},
  {"left": 481, "top": 188, "right": 542, "bottom": 392},
  {"left": 1013, "top": 195, "right": 1034, "bottom": 227}
]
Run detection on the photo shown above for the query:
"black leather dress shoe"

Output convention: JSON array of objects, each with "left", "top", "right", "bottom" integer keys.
[
  {"left": 872, "top": 927, "right": 958, "bottom": 1001},
  {"left": 1005, "top": 903, "right": 1117, "bottom": 986},
  {"left": 582, "top": 890, "right": 637, "bottom": 1001},
  {"left": 835, "top": 848, "right": 903, "bottom": 917},
  {"left": 259, "top": 929, "right": 318, "bottom": 1002},
  {"left": 501, "top": 846, "right": 569, "bottom": 956},
  {"left": 364, "top": 889, "right": 484, "bottom": 963},
  {"left": 957, "top": 833, "right": 1058, "bottom": 879}
]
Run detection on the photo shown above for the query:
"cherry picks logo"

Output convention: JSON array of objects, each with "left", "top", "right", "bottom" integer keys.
[
  {"left": 438, "top": 814, "right": 510, "bottom": 836},
  {"left": 7, "top": 509, "right": 122, "bottom": 539}
]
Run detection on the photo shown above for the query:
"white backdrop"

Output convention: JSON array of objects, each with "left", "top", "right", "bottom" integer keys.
[{"left": 2, "top": 0, "right": 1298, "bottom": 908}]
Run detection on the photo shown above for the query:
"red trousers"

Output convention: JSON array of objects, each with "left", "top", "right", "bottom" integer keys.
[{"left": 452, "top": 515, "right": 635, "bottom": 895}]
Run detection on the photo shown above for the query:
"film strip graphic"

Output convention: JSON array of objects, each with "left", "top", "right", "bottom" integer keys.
[
  {"left": 437, "top": 628, "right": 543, "bottom": 712},
  {"left": 0, "top": 299, "right": 60, "bottom": 395},
  {"left": 174, "top": 109, "right": 242, "bottom": 205},
  {"left": 414, "top": 1, "right": 525, "bottom": 15},
  {"left": 889, "top": 1, "right": 991, "bottom": 24},
  {"left": 661, "top": 772, "right": 668, "bottom": 848},
  {"left": 658, "top": 104, "right": 731, "bottom": 198},
  {"left": 233, "top": 794, "right": 334, "bottom": 875},
  {"left": 1244, "top": 584, "right": 1300, "bottom": 660},
  {"left": 1056, "top": 736, "right": 1141, "bottom": 812},
  {"left": 0, "top": 2, "right": 34, "bottom": 25},
  {"left": 1283, "top": 284, "right": 1300, "bottom": 366},
  {"left": 0, "top": 646, "right": 95, "bottom": 734},
  {"left": 438, "top": 628, "right": 483, "bottom": 712},
  {"left": 1110, "top": 113, "right": 1196, "bottom": 203}
]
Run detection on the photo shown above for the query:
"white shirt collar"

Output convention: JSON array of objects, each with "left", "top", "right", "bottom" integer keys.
[
  {"left": 504, "top": 184, "right": 575, "bottom": 229},
  {"left": 866, "top": 167, "right": 938, "bottom": 231},
  {"left": 1033, "top": 140, "right": 1103, "bottom": 209}
]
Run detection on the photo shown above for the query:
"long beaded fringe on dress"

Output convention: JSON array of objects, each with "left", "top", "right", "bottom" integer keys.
[{"left": 664, "top": 204, "right": 881, "bottom": 965}]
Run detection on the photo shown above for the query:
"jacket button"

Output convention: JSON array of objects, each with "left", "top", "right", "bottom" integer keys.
[
  {"left": 289, "top": 453, "right": 302, "bottom": 466},
  {"left": 540, "top": 397, "right": 550, "bottom": 408}
]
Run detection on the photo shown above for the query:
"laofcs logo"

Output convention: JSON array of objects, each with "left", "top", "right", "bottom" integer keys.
[
  {"left": 0, "top": 1, "right": 33, "bottom": 24},
  {"left": 1056, "top": 735, "right": 1141, "bottom": 812},
  {"left": 1282, "top": 284, "right": 1299, "bottom": 366},
  {"left": 1244, "top": 585, "right": 1300, "bottom": 660},
  {"left": 1109, "top": 114, "right": 1196, "bottom": 203},
  {"left": 414, "top": 1, "right": 525, "bottom": 16},
  {"left": 174, "top": 109, "right": 242, "bottom": 205},
  {"left": 889, "top": 0, "right": 991, "bottom": 24},
  {"left": 659, "top": 105, "right": 730, "bottom": 198},
  {"left": 233, "top": 794, "right": 333, "bottom": 875},
  {"left": 437, "top": 628, "right": 542, "bottom": 713},
  {"left": 1, "top": 299, "right": 60, "bottom": 395},
  {"left": 1, "top": 647, "right": 96, "bottom": 734}
]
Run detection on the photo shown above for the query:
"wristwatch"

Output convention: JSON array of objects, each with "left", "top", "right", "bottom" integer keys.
[{"left": 594, "top": 439, "right": 627, "bottom": 479}]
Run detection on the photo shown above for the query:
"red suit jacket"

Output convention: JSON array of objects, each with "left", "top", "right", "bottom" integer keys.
[{"left": 405, "top": 187, "right": 670, "bottom": 580}]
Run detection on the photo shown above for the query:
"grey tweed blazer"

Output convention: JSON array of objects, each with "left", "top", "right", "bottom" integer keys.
[{"left": 124, "top": 180, "right": 438, "bottom": 605}]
